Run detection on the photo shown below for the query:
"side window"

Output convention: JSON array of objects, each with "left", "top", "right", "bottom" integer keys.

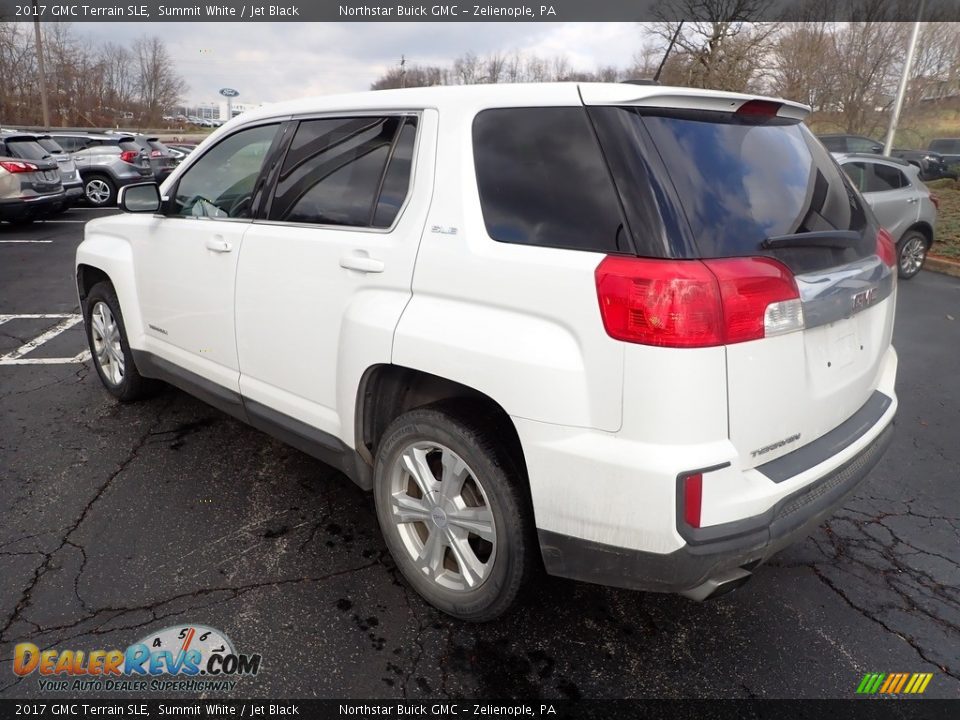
[
  {"left": 866, "top": 163, "right": 906, "bottom": 192},
  {"left": 268, "top": 115, "right": 409, "bottom": 227},
  {"left": 849, "top": 137, "right": 880, "bottom": 153},
  {"left": 820, "top": 137, "right": 844, "bottom": 152},
  {"left": 472, "top": 107, "right": 626, "bottom": 252},
  {"left": 842, "top": 162, "right": 869, "bottom": 192},
  {"left": 173, "top": 124, "right": 278, "bottom": 219},
  {"left": 373, "top": 118, "right": 417, "bottom": 228}
]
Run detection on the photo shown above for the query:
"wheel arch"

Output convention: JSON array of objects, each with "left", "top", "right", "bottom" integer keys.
[
  {"left": 75, "top": 235, "right": 145, "bottom": 347},
  {"left": 354, "top": 364, "right": 527, "bottom": 480},
  {"left": 902, "top": 221, "right": 934, "bottom": 247}
]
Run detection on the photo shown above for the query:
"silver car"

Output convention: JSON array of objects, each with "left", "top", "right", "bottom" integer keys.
[
  {"left": 835, "top": 153, "right": 939, "bottom": 279},
  {"left": 35, "top": 135, "right": 84, "bottom": 207},
  {"left": 48, "top": 133, "right": 153, "bottom": 206}
]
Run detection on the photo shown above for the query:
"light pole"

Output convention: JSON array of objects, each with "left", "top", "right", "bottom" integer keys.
[
  {"left": 32, "top": 0, "right": 50, "bottom": 128},
  {"left": 883, "top": 1, "right": 924, "bottom": 156}
]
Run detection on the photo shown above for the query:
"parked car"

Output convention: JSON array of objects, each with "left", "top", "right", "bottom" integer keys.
[
  {"left": 928, "top": 138, "right": 960, "bottom": 167},
  {"left": 33, "top": 134, "right": 85, "bottom": 207},
  {"left": 77, "top": 84, "right": 898, "bottom": 620},
  {"left": 889, "top": 148, "right": 957, "bottom": 181},
  {"left": 112, "top": 133, "right": 178, "bottom": 182},
  {"left": 48, "top": 132, "right": 153, "bottom": 206},
  {"left": 817, "top": 133, "right": 883, "bottom": 154},
  {"left": 0, "top": 153, "right": 63, "bottom": 225},
  {"left": 0, "top": 132, "right": 66, "bottom": 223},
  {"left": 836, "top": 153, "right": 938, "bottom": 279},
  {"left": 817, "top": 134, "right": 956, "bottom": 180}
]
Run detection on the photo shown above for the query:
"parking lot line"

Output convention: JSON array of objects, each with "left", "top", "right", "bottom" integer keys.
[
  {"left": 0, "top": 314, "right": 90, "bottom": 365},
  {"left": 0, "top": 240, "right": 53, "bottom": 244}
]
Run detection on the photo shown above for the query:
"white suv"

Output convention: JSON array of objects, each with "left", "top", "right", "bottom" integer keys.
[{"left": 76, "top": 83, "right": 898, "bottom": 620}]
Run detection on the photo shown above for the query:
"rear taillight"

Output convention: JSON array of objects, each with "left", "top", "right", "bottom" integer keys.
[
  {"left": 876, "top": 228, "right": 897, "bottom": 268},
  {"left": 150, "top": 149, "right": 162, "bottom": 158},
  {"left": 0, "top": 160, "right": 39, "bottom": 173},
  {"left": 120, "top": 150, "right": 139, "bottom": 163},
  {"left": 682, "top": 473, "right": 703, "bottom": 528},
  {"left": 595, "top": 256, "right": 803, "bottom": 348},
  {"left": 929, "top": 192, "right": 940, "bottom": 211}
]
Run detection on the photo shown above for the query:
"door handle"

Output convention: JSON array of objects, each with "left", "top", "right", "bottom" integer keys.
[
  {"left": 339, "top": 254, "right": 385, "bottom": 273},
  {"left": 906, "top": 197, "right": 919, "bottom": 204},
  {"left": 206, "top": 236, "right": 233, "bottom": 253}
]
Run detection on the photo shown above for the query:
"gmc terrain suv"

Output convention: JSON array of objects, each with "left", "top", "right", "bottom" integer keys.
[
  {"left": 49, "top": 132, "right": 153, "bottom": 206},
  {"left": 76, "top": 84, "right": 898, "bottom": 620}
]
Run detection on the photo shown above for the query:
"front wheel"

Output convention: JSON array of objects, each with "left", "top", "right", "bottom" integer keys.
[
  {"left": 897, "top": 231, "right": 928, "bottom": 279},
  {"left": 373, "top": 404, "right": 535, "bottom": 621},
  {"left": 83, "top": 281, "right": 159, "bottom": 401}
]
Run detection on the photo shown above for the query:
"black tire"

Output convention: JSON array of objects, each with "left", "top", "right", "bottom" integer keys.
[
  {"left": 82, "top": 281, "right": 159, "bottom": 402},
  {"left": 373, "top": 402, "right": 535, "bottom": 621},
  {"left": 83, "top": 174, "right": 117, "bottom": 207},
  {"left": 897, "top": 230, "right": 928, "bottom": 280}
]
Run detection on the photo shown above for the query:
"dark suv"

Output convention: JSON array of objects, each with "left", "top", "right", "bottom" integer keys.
[
  {"left": 818, "top": 134, "right": 956, "bottom": 181},
  {"left": 48, "top": 133, "right": 153, "bottom": 206}
]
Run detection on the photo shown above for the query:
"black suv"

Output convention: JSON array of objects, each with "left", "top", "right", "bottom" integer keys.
[{"left": 818, "top": 134, "right": 957, "bottom": 181}]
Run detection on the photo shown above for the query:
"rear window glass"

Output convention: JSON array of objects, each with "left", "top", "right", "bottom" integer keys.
[
  {"left": 4, "top": 139, "right": 51, "bottom": 161},
  {"left": 591, "top": 108, "right": 871, "bottom": 271},
  {"left": 119, "top": 140, "right": 140, "bottom": 152},
  {"left": 37, "top": 138, "right": 64, "bottom": 154},
  {"left": 472, "top": 107, "right": 628, "bottom": 254}
]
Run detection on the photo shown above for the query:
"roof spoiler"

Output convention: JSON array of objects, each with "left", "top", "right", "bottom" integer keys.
[{"left": 579, "top": 85, "right": 810, "bottom": 121}]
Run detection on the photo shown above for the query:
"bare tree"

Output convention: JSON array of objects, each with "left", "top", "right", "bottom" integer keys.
[
  {"left": 132, "top": 35, "right": 187, "bottom": 127},
  {"left": 649, "top": 0, "right": 781, "bottom": 91}
]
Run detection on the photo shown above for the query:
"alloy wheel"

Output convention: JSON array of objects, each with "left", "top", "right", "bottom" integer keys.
[
  {"left": 388, "top": 441, "right": 497, "bottom": 592},
  {"left": 86, "top": 179, "right": 112, "bottom": 205},
  {"left": 900, "top": 236, "right": 926, "bottom": 276},
  {"left": 90, "top": 301, "right": 125, "bottom": 386}
]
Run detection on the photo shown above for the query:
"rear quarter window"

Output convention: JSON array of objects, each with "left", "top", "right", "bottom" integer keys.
[{"left": 472, "top": 107, "right": 629, "bottom": 254}]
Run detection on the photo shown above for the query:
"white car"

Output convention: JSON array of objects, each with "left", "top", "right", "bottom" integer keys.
[{"left": 76, "top": 83, "right": 899, "bottom": 620}]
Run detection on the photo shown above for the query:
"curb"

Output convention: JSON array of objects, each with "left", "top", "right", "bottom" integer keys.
[{"left": 925, "top": 255, "right": 960, "bottom": 279}]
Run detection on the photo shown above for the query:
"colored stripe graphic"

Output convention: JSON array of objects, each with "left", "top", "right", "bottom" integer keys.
[{"left": 857, "top": 672, "right": 933, "bottom": 694}]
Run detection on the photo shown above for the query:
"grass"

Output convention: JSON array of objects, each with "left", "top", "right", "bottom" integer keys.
[{"left": 927, "top": 178, "right": 960, "bottom": 261}]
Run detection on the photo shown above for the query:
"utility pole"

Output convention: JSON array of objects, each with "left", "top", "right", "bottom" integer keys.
[
  {"left": 883, "top": 1, "right": 924, "bottom": 156},
  {"left": 32, "top": 0, "right": 50, "bottom": 129},
  {"left": 654, "top": 21, "right": 684, "bottom": 82},
  {"left": 400, "top": 55, "right": 406, "bottom": 88}
]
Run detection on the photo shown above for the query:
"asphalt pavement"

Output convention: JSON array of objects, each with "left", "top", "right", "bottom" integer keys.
[{"left": 0, "top": 210, "right": 958, "bottom": 699}]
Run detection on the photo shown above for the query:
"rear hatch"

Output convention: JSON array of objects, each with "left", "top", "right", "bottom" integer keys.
[
  {"left": 583, "top": 86, "right": 896, "bottom": 470},
  {"left": 2, "top": 137, "right": 62, "bottom": 196},
  {"left": 146, "top": 139, "right": 177, "bottom": 172},
  {"left": 36, "top": 137, "right": 79, "bottom": 184},
  {"left": 117, "top": 138, "right": 154, "bottom": 177}
]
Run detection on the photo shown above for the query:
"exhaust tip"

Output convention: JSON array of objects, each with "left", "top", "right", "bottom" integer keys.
[{"left": 680, "top": 568, "right": 752, "bottom": 602}]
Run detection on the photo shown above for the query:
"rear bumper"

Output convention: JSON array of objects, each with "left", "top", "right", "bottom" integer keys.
[
  {"left": 538, "top": 420, "right": 893, "bottom": 594},
  {"left": 0, "top": 193, "right": 66, "bottom": 220}
]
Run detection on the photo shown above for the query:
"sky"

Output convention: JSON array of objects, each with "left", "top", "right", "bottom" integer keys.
[{"left": 75, "top": 22, "right": 650, "bottom": 105}]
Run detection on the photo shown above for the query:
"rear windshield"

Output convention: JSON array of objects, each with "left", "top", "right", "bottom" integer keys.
[
  {"left": 148, "top": 140, "right": 169, "bottom": 154},
  {"left": 119, "top": 140, "right": 141, "bottom": 153},
  {"left": 590, "top": 107, "right": 873, "bottom": 272},
  {"left": 4, "top": 139, "right": 52, "bottom": 161},
  {"left": 37, "top": 138, "right": 64, "bottom": 154}
]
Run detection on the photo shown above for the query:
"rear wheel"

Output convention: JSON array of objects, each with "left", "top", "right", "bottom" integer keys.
[
  {"left": 373, "top": 404, "right": 534, "bottom": 621},
  {"left": 897, "top": 231, "right": 928, "bottom": 279},
  {"left": 84, "top": 174, "right": 116, "bottom": 206},
  {"left": 83, "top": 281, "right": 159, "bottom": 401}
]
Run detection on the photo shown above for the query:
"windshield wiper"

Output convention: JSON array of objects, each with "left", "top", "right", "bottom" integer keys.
[{"left": 762, "top": 230, "right": 860, "bottom": 250}]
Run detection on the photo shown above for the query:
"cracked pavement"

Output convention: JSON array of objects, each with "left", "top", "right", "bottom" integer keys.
[{"left": 0, "top": 213, "right": 958, "bottom": 699}]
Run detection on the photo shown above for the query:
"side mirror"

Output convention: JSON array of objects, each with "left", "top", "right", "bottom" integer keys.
[{"left": 118, "top": 182, "right": 161, "bottom": 213}]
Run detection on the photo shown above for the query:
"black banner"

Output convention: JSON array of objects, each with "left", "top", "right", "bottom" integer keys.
[
  {"left": 0, "top": 0, "right": 958, "bottom": 23},
  {"left": 0, "top": 700, "right": 958, "bottom": 720}
]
